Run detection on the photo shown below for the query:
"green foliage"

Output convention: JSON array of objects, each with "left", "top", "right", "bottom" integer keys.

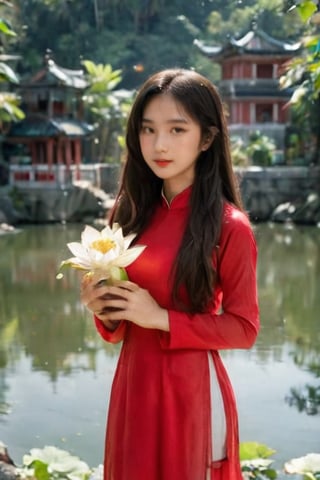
[
  {"left": 245, "top": 131, "right": 276, "bottom": 166},
  {"left": 204, "top": 0, "right": 303, "bottom": 44},
  {"left": 280, "top": 1, "right": 320, "bottom": 103},
  {"left": 287, "top": 0, "right": 319, "bottom": 23},
  {"left": 240, "top": 444, "right": 320, "bottom": 480},
  {"left": 0, "top": 9, "right": 24, "bottom": 129},
  {"left": 13, "top": 0, "right": 304, "bottom": 88},
  {"left": 240, "top": 441, "right": 277, "bottom": 460},
  {"left": 230, "top": 131, "right": 278, "bottom": 167},
  {"left": 0, "top": 93, "right": 24, "bottom": 122},
  {"left": 280, "top": 35, "right": 320, "bottom": 101},
  {"left": 82, "top": 61, "right": 122, "bottom": 100},
  {"left": 81, "top": 60, "right": 133, "bottom": 163},
  {"left": 279, "top": 0, "right": 320, "bottom": 164},
  {"left": 230, "top": 136, "right": 250, "bottom": 167},
  {"left": 240, "top": 442, "right": 277, "bottom": 479},
  {"left": 0, "top": 17, "right": 16, "bottom": 37},
  {"left": 15, "top": 442, "right": 320, "bottom": 480},
  {"left": 0, "top": 61, "right": 18, "bottom": 83}
]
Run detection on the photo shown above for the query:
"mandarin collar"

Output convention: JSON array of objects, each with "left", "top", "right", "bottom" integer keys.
[{"left": 161, "top": 185, "right": 192, "bottom": 209}]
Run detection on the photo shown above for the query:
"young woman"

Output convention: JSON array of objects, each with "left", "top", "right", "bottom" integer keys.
[{"left": 81, "top": 68, "right": 259, "bottom": 480}]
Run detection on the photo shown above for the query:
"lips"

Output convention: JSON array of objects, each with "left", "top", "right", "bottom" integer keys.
[{"left": 154, "top": 160, "right": 172, "bottom": 168}]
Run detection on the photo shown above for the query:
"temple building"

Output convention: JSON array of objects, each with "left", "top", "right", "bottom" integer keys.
[
  {"left": 3, "top": 51, "right": 94, "bottom": 186},
  {"left": 194, "top": 23, "right": 301, "bottom": 146}
]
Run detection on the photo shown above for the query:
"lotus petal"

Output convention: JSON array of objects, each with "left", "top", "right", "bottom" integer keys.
[
  {"left": 81, "top": 225, "right": 101, "bottom": 246},
  {"left": 284, "top": 453, "right": 320, "bottom": 474},
  {"left": 67, "top": 241, "right": 90, "bottom": 260},
  {"left": 60, "top": 258, "right": 91, "bottom": 270},
  {"left": 123, "top": 233, "right": 137, "bottom": 249},
  {"left": 112, "top": 245, "right": 146, "bottom": 267}
]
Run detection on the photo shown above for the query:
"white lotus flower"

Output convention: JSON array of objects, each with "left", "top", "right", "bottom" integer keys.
[
  {"left": 22, "top": 445, "right": 90, "bottom": 480},
  {"left": 284, "top": 453, "right": 320, "bottom": 476},
  {"left": 57, "top": 223, "right": 145, "bottom": 281}
]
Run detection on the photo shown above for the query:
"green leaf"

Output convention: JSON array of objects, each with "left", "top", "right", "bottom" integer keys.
[
  {"left": 9, "top": 104, "right": 25, "bottom": 120},
  {"left": 297, "top": 1, "right": 318, "bottom": 23},
  {"left": 303, "top": 474, "right": 317, "bottom": 480},
  {"left": 32, "top": 460, "right": 50, "bottom": 480},
  {"left": 240, "top": 442, "right": 276, "bottom": 461},
  {"left": 81, "top": 59, "right": 96, "bottom": 75},
  {"left": 0, "top": 18, "right": 16, "bottom": 37},
  {"left": 264, "top": 467, "right": 278, "bottom": 479},
  {"left": 0, "top": 93, "right": 25, "bottom": 122},
  {"left": 0, "top": 62, "right": 19, "bottom": 84},
  {"left": 304, "top": 35, "right": 320, "bottom": 50}
]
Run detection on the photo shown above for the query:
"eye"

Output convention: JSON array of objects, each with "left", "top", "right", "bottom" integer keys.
[
  {"left": 171, "top": 127, "right": 185, "bottom": 134},
  {"left": 140, "top": 125, "right": 154, "bottom": 134}
]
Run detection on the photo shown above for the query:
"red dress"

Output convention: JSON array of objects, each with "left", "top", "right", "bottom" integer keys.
[{"left": 95, "top": 187, "right": 259, "bottom": 480}]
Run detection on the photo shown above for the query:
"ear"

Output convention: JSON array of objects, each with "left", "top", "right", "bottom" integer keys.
[{"left": 201, "top": 126, "right": 219, "bottom": 151}]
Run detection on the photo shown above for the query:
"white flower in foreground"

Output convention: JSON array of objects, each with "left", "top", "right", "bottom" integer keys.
[
  {"left": 57, "top": 223, "right": 145, "bottom": 280},
  {"left": 22, "top": 446, "right": 90, "bottom": 480},
  {"left": 284, "top": 453, "right": 320, "bottom": 475}
]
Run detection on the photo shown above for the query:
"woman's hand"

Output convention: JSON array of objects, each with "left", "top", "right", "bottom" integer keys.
[
  {"left": 80, "top": 274, "right": 122, "bottom": 331},
  {"left": 80, "top": 275, "right": 169, "bottom": 332}
]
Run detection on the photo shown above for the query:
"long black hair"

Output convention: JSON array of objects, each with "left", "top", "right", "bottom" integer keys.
[{"left": 110, "top": 68, "right": 243, "bottom": 312}]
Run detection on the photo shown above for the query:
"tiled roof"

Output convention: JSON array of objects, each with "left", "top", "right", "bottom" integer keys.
[
  {"left": 6, "top": 115, "right": 94, "bottom": 138},
  {"left": 22, "top": 59, "right": 88, "bottom": 90},
  {"left": 194, "top": 28, "right": 301, "bottom": 59},
  {"left": 230, "top": 29, "right": 301, "bottom": 53}
]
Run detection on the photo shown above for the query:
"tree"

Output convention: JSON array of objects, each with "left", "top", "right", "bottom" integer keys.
[
  {"left": 0, "top": 6, "right": 25, "bottom": 184},
  {"left": 82, "top": 60, "right": 133, "bottom": 163},
  {"left": 280, "top": 0, "right": 320, "bottom": 164},
  {"left": 16, "top": 0, "right": 303, "bottom": 89},
  {"left": 0, "top": 17, "right": 24, "bottom": 131}
]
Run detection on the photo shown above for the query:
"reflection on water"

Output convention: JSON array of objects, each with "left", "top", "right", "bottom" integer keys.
[{"left": 0, "top": 223, "right": 319, "bottom": 468}]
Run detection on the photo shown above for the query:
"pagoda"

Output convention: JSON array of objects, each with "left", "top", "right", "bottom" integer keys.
[
  {"left": 4, "top": 51, "right": 94, "bottom": 186},
  {"left": 194, "top": 23, "right": 301, "bottom": 146}
]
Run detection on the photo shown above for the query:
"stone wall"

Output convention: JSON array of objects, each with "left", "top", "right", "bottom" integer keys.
[
  {"left": 0, "top": 182, "right": 114, "bottom": 225},
  {"left": 237, "top": 165, "right": 320, "bottom": 223},
  {"left": 1, "top": 165, "right": 319, "bottom": 226}
]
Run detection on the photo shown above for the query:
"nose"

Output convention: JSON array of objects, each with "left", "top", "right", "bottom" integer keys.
[{"left": 154, "top": 133, "right": 168, "bottom": 153}]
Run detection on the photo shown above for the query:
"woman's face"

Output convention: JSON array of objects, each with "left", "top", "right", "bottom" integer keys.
[{"left": 139, "top": 93, "right": 210, "bottom": 200}]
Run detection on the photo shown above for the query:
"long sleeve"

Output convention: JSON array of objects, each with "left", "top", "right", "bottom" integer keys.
[
  {"left": 159, "top": 210, "right": 259, "bottom": 351},
  {"left": 94, "top": 316, "right": 126, "bottom": 344}
]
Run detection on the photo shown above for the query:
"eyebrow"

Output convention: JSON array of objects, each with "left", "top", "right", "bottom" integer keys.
[{"left": 141, "top": 117, "right": 189, "bottom": 124}]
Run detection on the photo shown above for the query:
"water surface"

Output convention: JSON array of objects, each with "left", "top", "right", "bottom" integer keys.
[{"left": 0, "top": 223, "right": 319, "bottom": 468}]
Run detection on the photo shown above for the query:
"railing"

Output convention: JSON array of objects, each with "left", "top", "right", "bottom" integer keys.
[
  {"left": 9, "top": 163, "right": 121, "bottom": 193},
  {"left": 9, "top": 164, "right": 73, "bottom": 188}
]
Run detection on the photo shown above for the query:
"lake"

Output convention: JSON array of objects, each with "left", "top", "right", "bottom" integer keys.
[{"left": 0, "top": 222, "right": 319, "bottom": 471}]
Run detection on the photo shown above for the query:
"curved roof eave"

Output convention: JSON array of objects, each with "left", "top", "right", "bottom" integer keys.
[
  {"left": 195, "top": 28, "right": 301, "bottom": 59},
  {"left": 230, "top": 29, "right": 301, "bottom": 52},
  {"left": 48, "top": 63, "right": 88, "bottom": 89},
  {"left": 6, "top": 115, "right": 94, "bottom": 139},
  {"left": 193, "top": 39, "right": 222, "bottom": 57}
]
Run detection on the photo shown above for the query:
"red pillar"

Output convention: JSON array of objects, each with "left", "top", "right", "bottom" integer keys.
[{"left": 30, "top": 143, "right": 37, "bottom": 165}]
